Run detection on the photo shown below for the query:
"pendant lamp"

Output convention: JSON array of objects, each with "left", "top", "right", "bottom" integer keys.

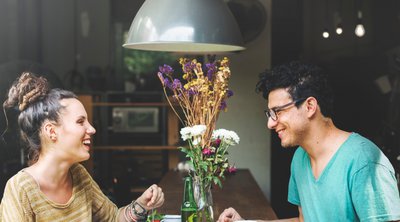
[{"left": 123, "top": 0, "right": 245, "bottom": 53}]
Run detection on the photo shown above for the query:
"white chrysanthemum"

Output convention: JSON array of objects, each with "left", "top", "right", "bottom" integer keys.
[
  {"left": 180, "top": 125, "right": 207, "bottom": 141},
  {"left": 212, "top": 129, "right": 240, "bottom": 145},
  {"left": 191, "top": 125, "right": 207, "bottom": 136},
  {"left": 192, "top": 137, "right": 201, "bottom": 146},
  {"left": 180, "top": 127, "right": 192, "bottom": 141}
]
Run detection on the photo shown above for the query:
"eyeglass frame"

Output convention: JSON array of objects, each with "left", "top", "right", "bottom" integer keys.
[{"left": 264, "top": 98, "right": 307, "bottom": 121}]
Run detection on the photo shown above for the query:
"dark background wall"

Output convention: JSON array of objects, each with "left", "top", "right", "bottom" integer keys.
[{"left": 271, "top": 0, "right": 400, "bottom": 218}]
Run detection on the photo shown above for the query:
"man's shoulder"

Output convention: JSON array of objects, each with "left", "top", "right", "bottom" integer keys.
[
  {"left": 293, "top": 146, "right": 307, "bottom": 157},
  {"left": 344, "top": 133, "right": 394, "bottom": 171},
  {"left": 291, "top": 147, "right": 308, "bottom": 166},
  {"left": 344, "top": 133, "right": 383, "bottom": 158}
]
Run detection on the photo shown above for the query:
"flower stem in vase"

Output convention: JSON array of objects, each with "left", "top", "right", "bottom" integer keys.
[{"left": 193, "top": 177, "right": 214, "bottom": 222}]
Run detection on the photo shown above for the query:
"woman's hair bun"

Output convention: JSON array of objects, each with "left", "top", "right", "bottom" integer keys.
[{"left": 3, "top": 72, "right": 50, "bottom": 111}]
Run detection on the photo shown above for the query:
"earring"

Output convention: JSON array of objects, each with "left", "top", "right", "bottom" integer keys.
[{"left": 50, "top": 135, "right": 57, "bottom": 141}]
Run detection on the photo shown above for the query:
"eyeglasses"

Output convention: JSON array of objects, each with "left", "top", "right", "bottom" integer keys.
[{"left": 264, "top": 98, "right": 307, "bottom": 121}]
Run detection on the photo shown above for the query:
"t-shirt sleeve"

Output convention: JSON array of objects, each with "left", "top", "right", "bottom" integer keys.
[
  {"left": 351, "top": 162, "right": 400, "bottom": 222},
  {"left": 91, "top": 178, "right": 121, "bottom": 221},
  {"left": 0, "top": 175, "right": 34, "bottom": 222},
  {"left": 72, "top": 164, "right": 121, "bottom": 221}
]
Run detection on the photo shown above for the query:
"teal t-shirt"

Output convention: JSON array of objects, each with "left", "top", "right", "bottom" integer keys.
[{"left": 288, "top": 133, "right": 400, "bottom": 222}]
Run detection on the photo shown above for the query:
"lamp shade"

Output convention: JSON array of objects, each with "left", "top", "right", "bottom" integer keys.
[{"left": 123, "top": 0, "right": 245, "bottom": 53}]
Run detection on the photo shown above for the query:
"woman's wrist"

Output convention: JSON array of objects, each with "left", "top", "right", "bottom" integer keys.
[
  {"left": 132, "top": 200, "right": 148, "bottom": 219},
  {"left": 123, "top": 200, "right": 148, "bottom": 222},
  {"left": 135, "top": 197, "right": 150, "bottom": 211},
  {"left": 125, "top": 200, "right": 148, "bottom": 222}
]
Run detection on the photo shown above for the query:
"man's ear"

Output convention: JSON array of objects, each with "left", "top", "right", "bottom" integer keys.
[
  {"left": 304, "top": 97, "right": 318, "bottom": 117},
  {"left": 43, "top": 121, "right": 57, "bottom": 142}
]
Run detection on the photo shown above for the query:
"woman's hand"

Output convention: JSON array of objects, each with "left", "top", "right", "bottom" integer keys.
[
  {"left": 218, "top": 207, "right": 243, "bottom": 222},
  {"left": 136, "top": 184, "right": 164, "bottom": 210}
]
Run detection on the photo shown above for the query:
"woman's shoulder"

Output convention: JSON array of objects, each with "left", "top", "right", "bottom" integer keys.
[
  {"left": 1, "top": 170, "right": 35, "bottom": 219},
  {"left": 6, "top": 169, "right": 36, "bottom": 189},
  {"left": 70, "top": 163, "right": 93, "bottom": 187},
  {"left": 70, "top": 163, "right": 89, "bottom": 174},
  {"left": 3, "top": 169, "right": 37, "bottom": 202}
]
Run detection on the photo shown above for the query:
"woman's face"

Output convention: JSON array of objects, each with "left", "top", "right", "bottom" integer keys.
[{"left": 53, "top": 98, "right": 96, "bottom": 163}]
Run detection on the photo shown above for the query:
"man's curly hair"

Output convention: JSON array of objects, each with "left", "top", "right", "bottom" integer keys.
[{"left": 255, "top": 61, "right": 334, "bottom": 118}]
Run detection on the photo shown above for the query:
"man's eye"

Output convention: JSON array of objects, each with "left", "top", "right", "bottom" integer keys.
[{"left": 275, "top": 109, "right": 283, "bottom": 115}]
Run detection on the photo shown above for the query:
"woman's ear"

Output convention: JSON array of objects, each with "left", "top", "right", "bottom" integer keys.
[{"left": 43, "top": 121, "right": 57, "bottom": 142}]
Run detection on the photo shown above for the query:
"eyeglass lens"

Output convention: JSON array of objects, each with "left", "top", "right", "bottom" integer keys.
[{"left": 265, "top": 98, "right": 306, "bottom": 121}]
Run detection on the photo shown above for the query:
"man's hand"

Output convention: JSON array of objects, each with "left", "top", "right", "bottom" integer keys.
[{"left": 218, "top": 207, "right": 243, "bottom": 222}]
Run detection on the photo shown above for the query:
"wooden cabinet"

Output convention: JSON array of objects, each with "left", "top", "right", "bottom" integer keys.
[{"left": 78, "top": 93, "right": 181, "bottom": 206}]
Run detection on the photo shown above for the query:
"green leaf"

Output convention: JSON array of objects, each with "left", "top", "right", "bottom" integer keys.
[
  {"left": 180, "top": 147, "right": 189, "bottom": 153},
  {"left": 146, "top": 210, "right": 164, "bottom": 222}
]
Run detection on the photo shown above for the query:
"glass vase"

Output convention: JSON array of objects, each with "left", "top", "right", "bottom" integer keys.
[{"left": 193, "top": 178, "right": 214, "bottom": 222}]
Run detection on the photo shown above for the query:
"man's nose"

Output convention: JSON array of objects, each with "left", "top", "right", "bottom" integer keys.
[{"left": 267, "top": 117, "right": 278, "bottom": 129}]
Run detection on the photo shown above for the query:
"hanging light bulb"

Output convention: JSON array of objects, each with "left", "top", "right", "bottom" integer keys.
[
  {"left": 354, "top": 10, "right": 365, "bottom": 37},
  {"left": 334, "top": 12, "right": 343, "bottom": 35},
  {"left": 322, "top": 28, "right": 330, "bottom": 38},
  {"left": 355, "top": 24, "right": 365, "bottom": 37},
  {"left": 322, "top": 0, "right": 330, "bottom": 39},
  {"left": 336, "top": 23, "right": 343, "bottom": 35}
]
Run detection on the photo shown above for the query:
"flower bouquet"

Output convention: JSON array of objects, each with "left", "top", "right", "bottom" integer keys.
[{"left": 157, "top": 57, "right": 239, "bottom": 222}]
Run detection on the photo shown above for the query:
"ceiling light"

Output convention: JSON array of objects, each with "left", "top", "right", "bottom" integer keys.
[
  {"left": 336, "top": 23, "right": 343, "bottom": 35},
  {"left": 322, "top": 0, "right": 330, "bottom": 39},
  {"left": 123, "top": 0, "right": 245, "bottom": 53},
  {"left": 354, "top": 11, "right": 365, "bottom": 37},
  {"left": 322, "top": 28, "right": 330, "bottom": 38},
  {"left": 333, "top": 12, "right": 343, "bottom": 35}
]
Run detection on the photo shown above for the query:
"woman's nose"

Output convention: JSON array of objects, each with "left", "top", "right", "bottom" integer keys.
[{"left": 87, "top": 123, "right": 96, "bottom": 135}]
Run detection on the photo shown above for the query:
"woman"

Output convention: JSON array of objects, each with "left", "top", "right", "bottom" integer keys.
[{"left": 0, "top": 72, "right": 164, "bottom": 221}]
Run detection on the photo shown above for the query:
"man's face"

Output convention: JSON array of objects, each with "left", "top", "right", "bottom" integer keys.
[{"left": 266, "top": 89, "right": 308, "bottom": 148}]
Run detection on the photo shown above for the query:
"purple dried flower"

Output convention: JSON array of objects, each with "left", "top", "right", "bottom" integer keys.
[
  {"left": 188, "top": 88, "right": 198, "bottom": 96},
  {"left": 164, "top": 78, "right": 172, "bottom": 89},
  {"left": 227, "top": 89, "right": 234, "bottom": 97},
  {"left": 159, "top": 64, "right": 174, "bottom": 75},
  {"left": 219, "top": 100, "right": 227, "bottom": 110},
  {"left": 183, "top": 61, "right": 196, "bottom": 73},
  {"left": 206, "top": 62, "right": 216, "bottom": 80},
  {"left": 172, "top": 79, "right": 182, "bottom": 90}
]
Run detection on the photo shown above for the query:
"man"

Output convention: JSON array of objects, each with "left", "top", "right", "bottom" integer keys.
[{"left": 218, "top": 61, "right": 400, "bottom": 222}]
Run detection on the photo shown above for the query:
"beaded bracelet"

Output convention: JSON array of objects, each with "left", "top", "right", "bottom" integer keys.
[{"left": 124, "top": 206, "right": 136, "bottom": 222}]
